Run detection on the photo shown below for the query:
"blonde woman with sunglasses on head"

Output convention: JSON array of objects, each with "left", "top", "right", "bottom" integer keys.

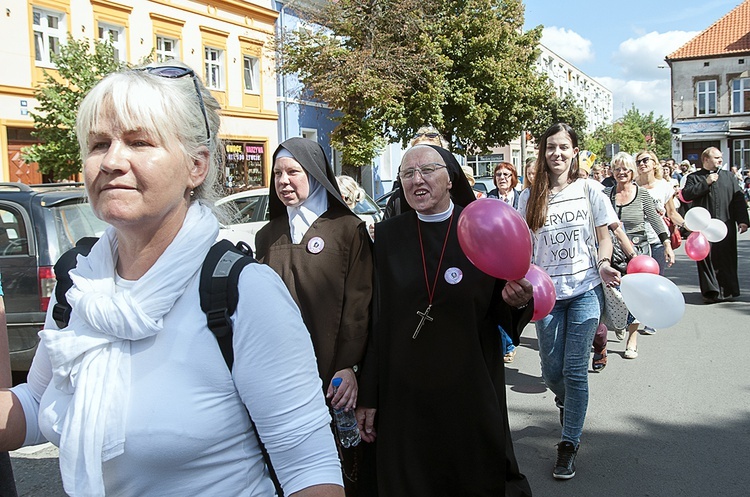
[
  {"left": 0, "top": 63, "right": 344, "bottom": 497},
  {"left": 633, "top": 150, "right": 684, "bottom": 335}
]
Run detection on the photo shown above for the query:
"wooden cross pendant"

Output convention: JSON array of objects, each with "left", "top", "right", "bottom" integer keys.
[{"left": 413, "top": 305, "right": 434, "bottom": 339}]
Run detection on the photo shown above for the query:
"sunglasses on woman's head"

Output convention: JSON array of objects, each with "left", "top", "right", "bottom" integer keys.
[
  {"left": 414, "top": 132, "right": 440, "bottom": 139},
  {"left": 136, "top": 66, "right": 211, "bottom": 141}
]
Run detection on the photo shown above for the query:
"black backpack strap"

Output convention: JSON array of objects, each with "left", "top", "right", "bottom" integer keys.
[
  {"left": 199, "top": 239, "right": 256, "bottom": 370},
  {"left": 52, "top": 237, "right": 99, "bottom": 328},
  {"left": 198, "top": 240, "right": 284, "bottom": 495}
]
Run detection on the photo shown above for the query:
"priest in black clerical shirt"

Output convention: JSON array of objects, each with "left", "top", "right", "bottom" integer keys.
[
  {"left": 682, "top": 147, "right": 749, "bottom": 303},
  {"left": 356, "top": 145, "right": 535, "bottom": 497}
]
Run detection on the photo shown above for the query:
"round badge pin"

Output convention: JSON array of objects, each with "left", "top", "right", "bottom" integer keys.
[
  {"left": 444, "top": 267, "right": 463, "bottom": 284},
  {"left": 307, "top": 236, "right": 325, "bottom": 254}
]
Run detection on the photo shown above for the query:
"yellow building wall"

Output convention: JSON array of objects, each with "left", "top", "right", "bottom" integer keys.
[{"left": 0, "top": 0, "right": 279, "bottom": 184}]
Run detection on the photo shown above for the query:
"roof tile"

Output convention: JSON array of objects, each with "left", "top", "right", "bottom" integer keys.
[{"left": 667, "top": 0, "right": 750, "bottom": 60}]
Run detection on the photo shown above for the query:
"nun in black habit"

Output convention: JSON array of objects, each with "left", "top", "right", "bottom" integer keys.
[{"left": 356, "top": 145, "right": 534, "bottom": 497}]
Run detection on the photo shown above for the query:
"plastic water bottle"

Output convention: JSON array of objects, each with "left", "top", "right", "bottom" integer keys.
[{"left": 331, "top": 377, "right": 361, "bottom": 448}]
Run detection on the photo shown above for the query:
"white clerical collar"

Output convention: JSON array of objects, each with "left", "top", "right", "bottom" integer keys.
[{"left": 417, "top": 201, "right": 454, "bottom": 223}]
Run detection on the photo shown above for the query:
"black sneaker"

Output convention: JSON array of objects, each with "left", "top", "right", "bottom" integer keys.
[{"left": 553, "top": 441, "right": 578, "bottom": 480}]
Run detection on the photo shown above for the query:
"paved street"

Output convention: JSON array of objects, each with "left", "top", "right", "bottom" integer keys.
[
  {"left": 9, "top": 234, "right": 750, "bottom": 496},
  {"left": 507, "top": 232, "right": 750, "bottom": 496}
]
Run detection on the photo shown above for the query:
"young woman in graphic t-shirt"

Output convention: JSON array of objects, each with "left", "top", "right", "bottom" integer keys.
[{"left": 518, "top": 123, "right": 619, "bottom": 481}]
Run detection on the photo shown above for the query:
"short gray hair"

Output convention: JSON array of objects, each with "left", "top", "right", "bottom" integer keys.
[{"left": 76, "top": 61, "right": 224, "bottom": 207}]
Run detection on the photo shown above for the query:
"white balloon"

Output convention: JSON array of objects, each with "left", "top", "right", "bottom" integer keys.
[
  {"left": 620, "top": 273, "right": 685, "bottom": 329},
  {"left": 684, "top": 207, "right": 711, "bottom": 232},
  {"left": 701, "top": 218, "right": 728, "bottom": 243}
]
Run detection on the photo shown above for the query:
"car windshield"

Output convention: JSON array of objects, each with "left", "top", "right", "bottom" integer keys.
[
  {"left": 353, "top": 194, "right": 380, "bottom": 215},
  {"left": 48, "top": 202, "right": 109, "bottom": 259}
]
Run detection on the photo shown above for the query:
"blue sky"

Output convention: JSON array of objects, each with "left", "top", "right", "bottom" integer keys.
[{"left": 523, "top": 0, "right": 743, "bottom": 122}]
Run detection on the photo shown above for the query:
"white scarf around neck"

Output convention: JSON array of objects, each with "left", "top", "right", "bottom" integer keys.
[
  {"left": 287, "top": 174, "right": 328, "bottom": 243},
  {"left": 38, "top": 202, "right": 219, "bottom": 497}
]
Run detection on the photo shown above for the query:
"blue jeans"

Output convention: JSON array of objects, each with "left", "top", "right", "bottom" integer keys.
[
  {"left": 651, "top": 243, "right": 666, "bottom": 275},
  {"left": 536, "top": 285, "right": 604, "bottom": 445},
  {"left": 500, "top": 326, "right": 515, "bottom": 354}
]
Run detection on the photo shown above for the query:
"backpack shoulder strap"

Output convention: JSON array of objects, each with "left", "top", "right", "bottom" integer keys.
[
  {"left": 199, "top": 239, "right": 256, "bottom": 371},
  {"left": 199, "top": 240, "right": 284, "bottom": 495},
  {"left": 52, "top": 237, "right": 99, "bottom": 328}
]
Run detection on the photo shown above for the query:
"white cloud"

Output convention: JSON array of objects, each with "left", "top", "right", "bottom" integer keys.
[
  {"left": 541, "top": 27, "right": 594, "bottom": 65},
  {"left": 596, "top": 76, "right": 672, "bottom": 121},
  {"left": 612, "top": 30, "right": 700, "bottom": 79},
  {"left": 592, "top": 31, "right": 701, "bottom": 122}
]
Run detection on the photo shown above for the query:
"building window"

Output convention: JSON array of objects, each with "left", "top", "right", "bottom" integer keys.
[
  {"left": 155, "top": 36, "right": 178, "bottom": 62},
  {"left": 243, "top": 56, "right": 259, "bottom": 93},
  {"left": 731, "top": 78, "right": 750, "bottom": 114},
  {"left": 696, "top": 80, "right": 717, "bottom": 115},
  {"left": 33, "top": 7, "right": 65, "bottom": 67},
  {"left": 733, "top": 139, "right": 750, "bottom": 171},
  {"left": 204, "top": 47, "right": 223, "bottom": 90},
  {"left": 98, "top": 23, "right": 125, "bottom": 62},
  {"left": 224, "top": 141, "right": 265, "bottom": 189},
  {"left": 301, "top": 128, "right": 318, "bottom": 142}
]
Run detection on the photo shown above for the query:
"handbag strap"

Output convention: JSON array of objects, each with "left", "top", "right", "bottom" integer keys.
[{"left": 583, "top": 181, "right": 599, "bottom": 269}]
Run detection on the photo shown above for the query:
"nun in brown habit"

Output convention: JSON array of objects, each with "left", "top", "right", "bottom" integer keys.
[
  {"left": 255, "top": 138, "right": 373, "bottom": 495},
  {"left": 256, "top": 137, "right": 373, "bottom": 403}
]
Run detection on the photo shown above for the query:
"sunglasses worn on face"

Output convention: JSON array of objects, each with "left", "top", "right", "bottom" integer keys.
[
  {"left": 414, "top": 132, "right": 440, "bottom": 139},
  {"left": 495, "top": 172, "right": 512, "bottom": 178},
  {"left": 137, "top": 66, "right": 211, "bottom": 141},
  {"left": 637, "top": 157, "right": 651, "bottom": 165}
]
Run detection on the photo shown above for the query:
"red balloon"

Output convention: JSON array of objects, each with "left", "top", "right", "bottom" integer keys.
[
  {"left": 457, "top": 198, "right": 532, "bottom": 281},
  {"left": 524, "top": 264, "right": 556, "bottom": 321},
  {"left": 685, "top": 231, "right": 710, "bottom": 261},
  {"left": 626, "top": 254, "right": 660, "bottom": 275}
]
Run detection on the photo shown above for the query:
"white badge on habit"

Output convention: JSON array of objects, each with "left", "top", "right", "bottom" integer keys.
[
  {"left": 444, "top": 267, "right": 463, "bottom": 284},
  {"left": 307, "top": 236, "right": 325, "bottom": 254}
]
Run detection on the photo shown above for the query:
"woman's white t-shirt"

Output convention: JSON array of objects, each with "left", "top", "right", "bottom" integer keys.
[
  {"left": 641, "top": 179, "right": 672, "bottom": 244},
  {"left": 518, "top": 179, "right": 618, "bottom": 300}
]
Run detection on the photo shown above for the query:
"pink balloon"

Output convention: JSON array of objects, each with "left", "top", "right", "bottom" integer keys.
[
  {"left": 685, "top": 231, "right": 710, "bottom": 261},
  {"left": 457, "top": 198, "right": 532, "bottom": 281},
  {"left": 524, "top": 264, "right": 556, "bottom": 321},
  {"left": 626, "top": 254, "right": 660, "bottom": 275},
  {"left": 677, "top": 190, "right": 691, "bottom": 204}
]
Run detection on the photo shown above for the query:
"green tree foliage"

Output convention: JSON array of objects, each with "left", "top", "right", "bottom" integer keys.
[
  {"left": 583, "top": 105, "right": 671, "bottom": 160},
  {"left": 526, "top": 90, "right": 588, "bottom": 141},
  {"left": 278, "top": 0, "right": 549, "bottom": 170},
  {"left": 23, "top": 36, "right": 127, "bottom": 180}
]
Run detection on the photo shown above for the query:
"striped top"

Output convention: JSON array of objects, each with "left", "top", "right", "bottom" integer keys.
[{"left": 604, "top": 185, "right": 668, "bottom": 244}]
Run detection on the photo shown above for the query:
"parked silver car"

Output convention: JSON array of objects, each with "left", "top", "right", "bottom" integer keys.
[{"left": 216, "top": 187, "right": 382, "bottom": 250}]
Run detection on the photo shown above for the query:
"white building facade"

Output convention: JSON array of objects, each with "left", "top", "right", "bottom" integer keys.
[
  {"left": 535, "top": 44, "right": 613, "bottom": 134},
  {"left": 466, "top": 44, "right": 613, "bottom": 181}
]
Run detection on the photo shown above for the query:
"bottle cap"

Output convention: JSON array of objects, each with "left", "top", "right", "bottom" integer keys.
[{"left": 332, "top": 377, "right": 342, "bottom": 387}]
